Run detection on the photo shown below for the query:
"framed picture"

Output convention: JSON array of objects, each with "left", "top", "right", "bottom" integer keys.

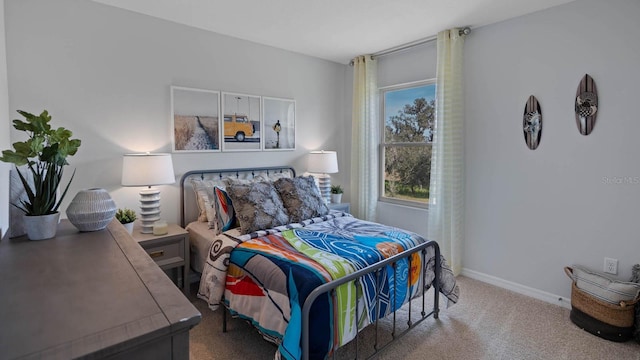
[
  {"left": 263, "top": 97, "right": 296, "bottom": 151},
  {"left": 171, "top": 86, "right": 221, "bottom": 152},
  {"left": 221, "top": 92, "right": 261, "bottom": 151}
]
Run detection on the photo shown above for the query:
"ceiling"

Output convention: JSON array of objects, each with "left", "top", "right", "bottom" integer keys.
[{"left": 92, "top": 0, "right": 574, "bottom": 64}]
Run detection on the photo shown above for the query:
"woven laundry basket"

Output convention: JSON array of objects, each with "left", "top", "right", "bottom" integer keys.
[{"left": 565, "top": 266, "right": 639, "bottom": 342}]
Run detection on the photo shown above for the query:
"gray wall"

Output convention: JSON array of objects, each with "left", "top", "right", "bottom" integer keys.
[
  {"left": 0, "top": 0, "right": 9, "bottom": 238},
  {"left": 464, "top": 0, "right": 640, "bottom": 299},
  {"left": 4, "top": 0, "right": 349, "bottom": 225}
]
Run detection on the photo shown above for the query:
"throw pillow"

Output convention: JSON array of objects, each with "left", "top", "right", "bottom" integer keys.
[
  {"left": 274, "top": 176, "right": 330, "bottom": 223},
  {"left": 571, "top": 265, "right": 640, "bottom": 305},
  {"left": 190, "top": 178, "right": 219, "bottom": 226},
  {"left": 213, "top": 186, "right": 235, "bottom": 234},
  {"left": 226, "top": 181, "right": 290, "bottom": 234}
]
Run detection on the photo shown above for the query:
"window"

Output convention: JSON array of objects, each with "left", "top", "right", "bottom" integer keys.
[{"left": 380, "top": 80, "right": 435, "bottom": 207}]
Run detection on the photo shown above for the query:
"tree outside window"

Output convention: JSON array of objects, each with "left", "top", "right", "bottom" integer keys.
[{"left": 381, "top": 81, "right": 435, "bottom": 206}]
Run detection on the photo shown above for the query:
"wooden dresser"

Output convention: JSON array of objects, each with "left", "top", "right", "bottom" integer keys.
[{"left": 0, "top": 220, "right": 201, "bottom": 360}]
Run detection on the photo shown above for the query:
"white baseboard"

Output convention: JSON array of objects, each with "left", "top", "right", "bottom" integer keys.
[{"left": 461, "top": 268, "right": 571, "bottom": 309}]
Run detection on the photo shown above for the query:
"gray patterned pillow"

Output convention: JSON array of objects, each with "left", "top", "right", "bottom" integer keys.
[
  {"left": 274, "top": 176, "right": 329, "bottom": 223},
  {"left": 226, "top": 181, "right": 290, "bottom": 234}
]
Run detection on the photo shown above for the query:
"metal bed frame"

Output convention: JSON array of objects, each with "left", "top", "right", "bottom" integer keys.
[
  {"left": 180, "top": 166, "right": 442, "bottom": 360},
  {"left": 301, "top": 240, "right": 441, "bottom": 359}
]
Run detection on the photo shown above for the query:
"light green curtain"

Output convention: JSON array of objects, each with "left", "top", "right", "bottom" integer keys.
[
  {"left": 350, "top": 55, "right": 378, "bottom": 221},
  {"left": 428, "top": 29, "right": 465, "bottom": 275}
]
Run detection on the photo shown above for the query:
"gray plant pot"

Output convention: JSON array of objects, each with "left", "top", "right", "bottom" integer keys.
[
  {"left": 331, "top": 193, "right": 343, "bottom": 204},
  {"left": 23, "top": 212, "right": 60, "bottom": 240}
]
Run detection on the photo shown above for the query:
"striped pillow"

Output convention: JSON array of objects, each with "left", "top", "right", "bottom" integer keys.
[
  {"left": 572, "top": 265, "right": 640, "bottom": 305},
  {"left": 213, "top": 186, "right": 235, "bottom": 234}
]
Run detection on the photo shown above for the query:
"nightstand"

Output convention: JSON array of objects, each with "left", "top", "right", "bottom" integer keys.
[
  {"left": 328, "top": 202, "right": 350, "bottom": 213},
  {"left": 131, "top": 222, "right": 190, "bottom": 295}
]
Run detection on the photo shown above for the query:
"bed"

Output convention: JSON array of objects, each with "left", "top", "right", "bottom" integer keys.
[{"left": 180, "top": 166, "right": 459, "bottom": 360}]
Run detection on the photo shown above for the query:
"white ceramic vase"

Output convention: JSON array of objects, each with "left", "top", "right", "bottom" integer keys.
[
  {"left": 23, "top": 212, "right": 60, "bottom": 240},
  {"left": 331, "top": 193, "right": 343, "bottom": 204},
  {"left": 66, "top": 188, "right": 117, "bottom": 232}
]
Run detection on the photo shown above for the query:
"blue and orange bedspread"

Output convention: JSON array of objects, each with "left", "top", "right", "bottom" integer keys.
[{"left": 198, "top": 212, "right": 459, "bottom": 360}]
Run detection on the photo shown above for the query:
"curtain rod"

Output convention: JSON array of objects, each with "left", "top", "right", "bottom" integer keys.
[{"left": 350, "top": 27, "right": 470, "bottom": 65}]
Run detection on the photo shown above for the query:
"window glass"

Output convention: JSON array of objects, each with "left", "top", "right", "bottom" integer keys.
[{"left": 381, "top": 81, "right": 435, "bottom": 206}]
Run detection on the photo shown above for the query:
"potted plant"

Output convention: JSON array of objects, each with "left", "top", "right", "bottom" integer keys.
[
  {"left": 115, "top": 208, "right": 137, "bottom": 234},
  {"left": 330, "top": 184, "right": 343, "bottom": 204},
  {"left": 0, "top": 110, "right": 81, "bottom": 240}
]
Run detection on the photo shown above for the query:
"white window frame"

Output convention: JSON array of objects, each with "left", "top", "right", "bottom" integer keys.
[{"left": 379, "top": 79, "right": 436, "bottom": 209}]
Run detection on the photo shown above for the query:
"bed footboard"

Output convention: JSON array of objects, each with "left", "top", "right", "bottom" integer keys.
[{"left": 301, "top": 240, "right": 441, "bottom": 360}]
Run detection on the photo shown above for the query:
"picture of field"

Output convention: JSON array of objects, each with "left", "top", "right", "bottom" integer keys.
[
  {"left": 171, "top": 86, "right": 220, "bottom": 152},
  {"left": 174, "top": 115, "right": 219, "bottom": 151}
]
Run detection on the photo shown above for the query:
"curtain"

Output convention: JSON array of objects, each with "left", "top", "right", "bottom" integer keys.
[
  {"left": 428, "top": 29, "right": 465, "bottom": 276},
  {"left": 350, "top": 55, "right": 378, "bottom": 221}
]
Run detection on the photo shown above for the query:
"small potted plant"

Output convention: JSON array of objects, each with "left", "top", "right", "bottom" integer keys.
[
  {"left": 330, "top": 184, "right": 343, "bottom": 204},
  {"left": 0, "top": 110, "right": 81, "bottom": 240},
  {"left": 115, "top": 208, "right": 137, "bottom": 234}
]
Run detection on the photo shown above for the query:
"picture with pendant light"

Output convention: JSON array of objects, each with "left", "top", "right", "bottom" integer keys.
[{"left": 221, "top": 92, "right": 262, "bottom": 151}]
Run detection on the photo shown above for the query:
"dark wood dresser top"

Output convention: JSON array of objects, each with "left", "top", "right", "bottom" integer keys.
[{"left": 0, "top": 219, "right": 201, "bottom": 359}]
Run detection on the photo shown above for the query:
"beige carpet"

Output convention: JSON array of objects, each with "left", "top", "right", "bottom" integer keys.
[{"left": 188, "top": 276, "right": 640, "bottom": 359}]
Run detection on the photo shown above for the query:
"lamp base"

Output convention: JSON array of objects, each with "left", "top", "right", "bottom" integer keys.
[
  {"left": 316, "top": 174, "right": 331, "bottom": 204},
  {"left": 139, "top": 188, "right": 161, "bottom": 234}
]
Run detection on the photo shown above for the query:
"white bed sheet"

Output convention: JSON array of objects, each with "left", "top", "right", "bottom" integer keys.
[{"left": 185, "top": 221, "right": 229, "bottom": 273}]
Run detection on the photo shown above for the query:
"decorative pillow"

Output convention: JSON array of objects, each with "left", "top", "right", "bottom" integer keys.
[
  {"left": 571, "top": 265, "right": 640, "bottom": 305},
  {"left": 273, "top": 176, "right": 329, "bottom": 223},
  {"left": 190, "top": 178, "right": 219, "bottom": 225},
  {"left": 266, "top": 171, "right": 292, "bottom": 182},
  {"left": 226, "top": 181, "right": 290, "bottom": 234},
  {"left": 223, "top": 174, "right": 270, "bottom": 187},
  {"left": 213, "top": 186, "right": 235, "bottom": 234}
]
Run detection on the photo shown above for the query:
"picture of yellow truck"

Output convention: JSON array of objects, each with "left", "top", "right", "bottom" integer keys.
[{"left": 224, "top": 114, "right": 254, "bottom": 142}]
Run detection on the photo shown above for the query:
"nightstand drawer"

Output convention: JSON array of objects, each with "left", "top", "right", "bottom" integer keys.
[
  {"left": 141, "top": 239, "right": 184, "bottom": 268},
  {"left": 131, "top": 222, "right": 190, "bottom": 294}
]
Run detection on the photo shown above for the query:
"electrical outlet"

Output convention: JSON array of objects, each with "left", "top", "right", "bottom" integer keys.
[{"left": 604, "top": 257, "right": 618, "bottom": 275}]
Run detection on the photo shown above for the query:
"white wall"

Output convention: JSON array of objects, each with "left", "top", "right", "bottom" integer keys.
[
  {"left": 0, "top": 0, "right": 10, "bottom": 238},
  {"left": 375, "top": 43, "right": 437, "bottom": 237},
  {"left": 464, "top": 0, "right": 640, "bottom": 299},
  {"left": 5, "top": 0, "right": 348, "bottom": 225}
]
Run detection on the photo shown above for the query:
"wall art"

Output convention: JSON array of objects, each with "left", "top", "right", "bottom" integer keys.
[
  {"left": 221, "top": 92, "right": 262, "bottom": 151},
  {"left": 523, "top": 95, "right": 542, "bottom": 150},
  {"left": 171, "top": 86, "right": 221, "bottom": 152},
  {"left": 263, "top": 97, "right": 296, "bottom": 151},
  {"left": 575, "top": 74, "right": 598, "bottom": 136}
]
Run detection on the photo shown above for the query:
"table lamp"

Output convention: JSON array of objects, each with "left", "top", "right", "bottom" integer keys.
[
  {"left": 121, "top": 153, "right": 175, "bottom": 233},
  {"left": 308, "top": 150, "right": 338, "bottom": 204}
]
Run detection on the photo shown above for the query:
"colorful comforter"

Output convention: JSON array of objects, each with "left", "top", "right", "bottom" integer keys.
[{"left": 198, "top": 212, "right": 459, "bottom": 360}]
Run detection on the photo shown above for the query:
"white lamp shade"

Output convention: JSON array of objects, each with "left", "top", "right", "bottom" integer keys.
[
  {"left": 307, "top": 150, "right": 338, "bottom": 174},
  {"left": 121, "top": 153, "right": 176, "bottom": 186}
]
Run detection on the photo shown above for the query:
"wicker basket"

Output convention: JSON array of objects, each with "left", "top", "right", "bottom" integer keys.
[
  {"left": 569, "top": 281, "right": 637, "bottom": 327},
  {"left": 565, "top": 266, "right": 639, "bottom": 341}
]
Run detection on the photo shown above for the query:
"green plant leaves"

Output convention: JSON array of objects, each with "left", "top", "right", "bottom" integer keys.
[
  {"left": 0, "top": 149, "right": 28, "bottom": 166},
  {"left": 115, "top": 208, "right": 137, "bottom": 224},
  {"left": 1, "top": 109, "right": 81, "bottom": 215}
]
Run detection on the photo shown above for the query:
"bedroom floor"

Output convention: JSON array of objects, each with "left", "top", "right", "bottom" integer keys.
[{"left": 187, "top": 276, "right": 640, "bottom": 359}]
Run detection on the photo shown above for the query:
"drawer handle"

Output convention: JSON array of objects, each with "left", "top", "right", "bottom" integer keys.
[{"left": 149, "top": 250, "right": 164, "bottom": 258}]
